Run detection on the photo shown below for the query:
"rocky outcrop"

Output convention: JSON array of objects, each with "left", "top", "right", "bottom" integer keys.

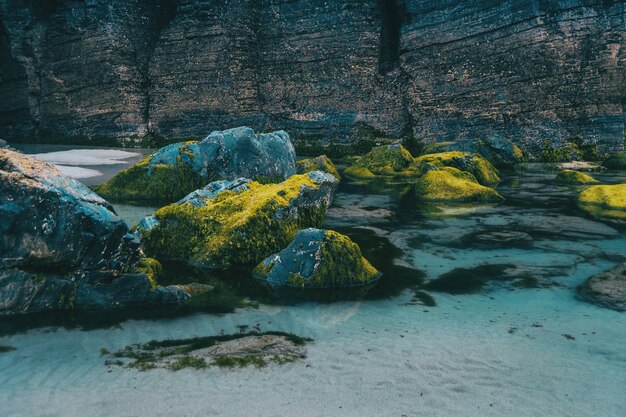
[
  {"left": 577, "top": 263, "right": 626, "bottom": 311},
  {"left": 0, "top": 149, "right": 198, "bottom": 315},
  {"left": 0, "top": 1, "right": 623, "bottom": 154},
  {"left": 95, "top": 126, "right": 296, "bottom": 200},
  {"left": 137, "top": 171, "right": 338, "bottom": 268},
  {"left": 253, "top": 228, "right": 380, "bottom": 288}
]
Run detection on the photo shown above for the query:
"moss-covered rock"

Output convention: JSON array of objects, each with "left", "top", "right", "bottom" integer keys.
[
  {"left": 578, "top": 184, "right": 626, "bottom": 219},
  {"left": 253, "top": 228, "right": 380, "bottom": 288},
  {"left": 344, "top": 144, "right": 418, "bottom": 178},
  {"left": 414, "top": 151, "right": 500, "bottom": 186},
  {"left": 415, "top": 167, "right": 504, "bottom": 203},
  {"left": 555, "top": 170, "right": 599, "bottom": 185},
  {"left": 423, "top": 136, "right": 523, "bottom": 169},
  {"left": 603, "top": 151, "right": 626, "bottom": 170},
  {"left": 134, "top": 258, "right": 163, "bottom": 288},
  {"left": 95, "top": 127, "right": 296, "bottom": 201},
  {"left": 296, "top": 155, "right": 340, "bottom": 180},
  {"left": 137, "top": 172, "right": 338, "bottom": 268}
]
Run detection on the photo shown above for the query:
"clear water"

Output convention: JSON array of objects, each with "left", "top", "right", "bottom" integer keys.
[{"left": 1, "top": 148, "right": 625, "bottom": 417}]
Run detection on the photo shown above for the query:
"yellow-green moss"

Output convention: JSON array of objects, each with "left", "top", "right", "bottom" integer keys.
[
  {"left": 414, "top": 152, "right": 500, "bottom": 186},
  {"left": 578, "top": 184, "right": 626, "bottom": 219},
  {"left": 415, "top": 167, "right": 504, "bottom": 203},
  {"left": 140, "top": 174, "right": 330, "bottom": 267},
  {"left": 296, "top": 155, "right": 341, "bottom": 180},
  {"left": 310, "top": 231, "right": 380, "bottom": 288},
  {"left": 555, "top": 170, "right": 599, "bottom": 185},
  {"left": 94, "top": 153, "right": 202, "bottom": 200},
  {"left": 344, "top": 145, "right": 418, "bottom": 178},
  {"left": 135, "top": 258, "right": 163, "bottom": 288}
]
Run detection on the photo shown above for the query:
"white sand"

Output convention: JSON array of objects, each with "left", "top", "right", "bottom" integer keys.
[
  {"left": 1, "top": 279, "right": 624, "bottom": 417},
  {"left": 31, "top": 149, "right": 142, "bottom": 166},
  {"left": 54, "top": 165, "right": 103, "bottom": 179}
]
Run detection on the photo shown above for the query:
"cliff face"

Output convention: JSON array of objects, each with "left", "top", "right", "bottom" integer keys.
[{"left": 0, "top": 0, "right": 624, "bottom": 153}]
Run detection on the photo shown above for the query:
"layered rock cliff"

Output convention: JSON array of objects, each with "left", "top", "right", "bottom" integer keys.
[{"left": 0, "top": 0, "right": 624, "bottom": 153}]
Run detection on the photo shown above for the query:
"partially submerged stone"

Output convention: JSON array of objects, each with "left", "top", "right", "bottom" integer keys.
[
  {"left": 296, "top": 155, "right": 340, "bottom": 180},
  {"left": 138, "top": 172, "right": 338, "bottom": 268},
  {"left": 414, "top": 151, "right": 500, "bottom": 186},
  {"left": 344, "top": 144, "right": 418, "bottom": 178},
  {"left": 424, "top": 136, "right": 523, "bottom": 169},
  {"left": 603, "top": 151, "right": 626, "bottom": 170},
  {"left": 578, "top": 184, "right": 626, "bottom": 219},
  {"left": 415, "top": 167, "right": 504, "bottom": 203},
  {"left": 253, "top": 228, "right": 380, "bottom": 288},
  {"left": 105, "top": 331, "right": 312, "bottom": 371},
  {"left": 95, "top": 127, "right": 296, "bottom": 200},
  {"left": 555, "top": 169, "right": 599, "bottom": 185},
  {"left": 577, "top": 263, "right": 626, "bottom": 312}
]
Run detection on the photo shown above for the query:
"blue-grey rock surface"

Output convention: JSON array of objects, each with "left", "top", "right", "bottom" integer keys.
[
  {"left": 0, "top": 1, "right": 623, "bottom": 154},
  {"left": 0, "top": 149, "right": 196, "bottom": 315}
]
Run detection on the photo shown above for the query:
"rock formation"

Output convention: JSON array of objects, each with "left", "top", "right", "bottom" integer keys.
[{"left": 0, "top": 1, "right": 623, "bottom": 154}]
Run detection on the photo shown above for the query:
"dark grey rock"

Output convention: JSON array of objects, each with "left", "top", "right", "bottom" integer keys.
[{"left": 577, "top": 263, "right": 626, "bottom": 312}]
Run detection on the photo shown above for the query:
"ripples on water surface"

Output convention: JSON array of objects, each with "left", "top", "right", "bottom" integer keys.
[{"left": 1, "top": 150, "right": 625, "bottom": 417}]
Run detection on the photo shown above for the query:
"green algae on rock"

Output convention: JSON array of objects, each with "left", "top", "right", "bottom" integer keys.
[
  {"left": 578, "top": 184, "right": 626, "bottom": 219},
  {"left": 344, "top": 144, "right": 418, "bottom": 178},
  {"left": 137, "top": 172, "right": 338, "bottom": 268},
  {"left": 105, "top": 331, "right": 311, "bottom": 371},
  {"left": 415, "top": 167, "right": 503, "bottom": 203},
  {"left": 253, "top": 228, "right": 380, "bottom": 289},
  {"left": 555, "top": 170, "right": 599, "bottom": 185},
  {"left": 95, "top": 127, "right": 296, "bottom": 201},
  {"left": 296, "top": 155, "right": 340, "bottom": 180},
  {"left": 414, "top": 151, "right": 500, "bottom": 186}
]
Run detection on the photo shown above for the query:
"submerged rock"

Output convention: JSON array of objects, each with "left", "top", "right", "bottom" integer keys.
[
  {"left": 138, "top": 172, "right": 338, "bottom": 268},
  {"left": 296, "top": 155, "right": 340, "bottom": 180},
  {"left": 578, "top": 184, "right": 626, "bottom": 219},
  {"left": 95, "top": 127, "right": 296, "bottom": 200},
  {"left": 424, "top": 136, "right": 523, "bottom": 169},
  {"left": 344, "top": 144, "right": 418, "bottom": 178},
  {"left": 105, "top": 331, "right": 311, "bottom": 371},
  {"left": 253, "top": 228, "right": 380, "bottom": 288},
  {"left": 577, "top": 263, "right": 626, "bottom": 312},
  {"left": 415, "top": 167, "right": 503, "bottom": 203},
  {"left": 555, "top": 169, "right": 599, "bottom": 185},
  {"left": 0, "top": 139, "right": 7, "bottom": 148},
  {"left": 602, "top": 151, "right": 626, "bottom": 170},
  {"left": 0, "top": 150, "right": 204, "bottom": 315},
  {"left": 414, "top": 151, "right": 500, "bottom": 186}
]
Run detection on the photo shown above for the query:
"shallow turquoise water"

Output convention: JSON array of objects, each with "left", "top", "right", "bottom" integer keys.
[{"left": 1, "top": 154, "right": 625, "bottom": 417}]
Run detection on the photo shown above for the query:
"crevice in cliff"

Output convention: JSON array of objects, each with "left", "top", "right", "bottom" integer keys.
[{"left": 378, "top": 0, "right": 401, "bottom": 74}]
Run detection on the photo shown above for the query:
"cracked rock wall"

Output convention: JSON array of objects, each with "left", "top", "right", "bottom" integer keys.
[{"left": 0, "top": 0, "right": 624, "bottom": 152}]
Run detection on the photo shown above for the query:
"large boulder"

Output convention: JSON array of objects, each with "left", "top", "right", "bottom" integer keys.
[
  {"left": 0, "top": 150, "right": 199, "bottom": 315},
  {"left": 415, "top": 167, "right": 503, "bottom": 203},
  {"left": 424, "top": 136, "right": 523, "bottom": 169},
  {"left": 95, "top": 127, "right": 296, "bottom": 200},
  {"left": 414, "top": 152, "right": 500, "bottom": 186},
  {"left": 578, "top": 184, "right": 626, "bottom": 219},
  {"left": 137, "top": 172, "right": 338, "bottom": 268},
  {"left": 344, "top": 144, "right": 418, "bottom": 178},
  {"left": 577, "top": 263, "right": 626, "bottom": 312},
  {"left": 253, "top": 228, "right": 380, "bottom": 288},
  {"left": 0, "top": 149, "right": 137, "bottom": 271}
]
